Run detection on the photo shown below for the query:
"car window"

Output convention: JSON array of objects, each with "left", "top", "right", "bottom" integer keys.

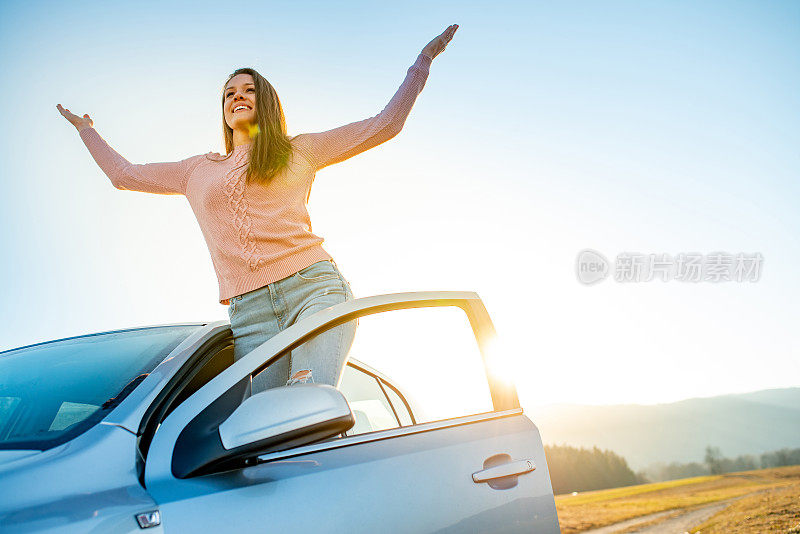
[
  {"left": 48, "top": 402, "right": 100, "bottom": 431},
  {"left": 0, "top": 325, "right": 201, "bottom": 450},
  {"left": 270, "top": 305, "right": 494, "bottom": 431},
  {"left": 339, "top": 366, "right": 398, "bottom": 435},
  {"left": 381, "top": 381, "right": 414, "bottom": 426},
  {"left": 344, "top": 306, "right": 494, "bottom": 424}
]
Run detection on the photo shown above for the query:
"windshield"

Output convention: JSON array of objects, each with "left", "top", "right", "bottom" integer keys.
[{"left": 0, "top": 325, "right": 202, "bottom": 450}]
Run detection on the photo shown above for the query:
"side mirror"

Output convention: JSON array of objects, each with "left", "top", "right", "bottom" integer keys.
[{"left": 172, "top": 383, "right": 354, "bottom": 478}]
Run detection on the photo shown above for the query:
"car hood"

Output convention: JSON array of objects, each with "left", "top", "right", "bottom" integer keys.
[
  {"left": 0, "top": 449, "right": 41, "bottom": 468},
  {"left": 0, "top": 423, "right": 157, "bottom": 527}
]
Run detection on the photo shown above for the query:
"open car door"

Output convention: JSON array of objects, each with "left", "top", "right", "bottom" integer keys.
[{"left": 144, "top": 291, "right": 560, "bottom": 533}]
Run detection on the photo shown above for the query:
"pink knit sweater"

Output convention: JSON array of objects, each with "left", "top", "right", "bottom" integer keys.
[{"left": 79, "top": 53, "right": 432, "bottom": 305}]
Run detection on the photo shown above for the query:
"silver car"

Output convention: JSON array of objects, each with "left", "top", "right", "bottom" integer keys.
[{"left": 0, "top": 291, "right": 560, "bottom": 533}]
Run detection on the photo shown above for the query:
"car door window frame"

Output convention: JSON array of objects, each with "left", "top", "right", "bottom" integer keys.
[
  {"left": 144, "top": 292, "right": 521, "bottom": 487},
  {"left": 341, "top": 361, "right": 416, "bottom": 427},
  {"left": 338, "top": 365, "right": 399, "bottom": 435},
  {"left": 379, "top": 378, "right": 416, "bottom": 426},
  {"left": 136, "top": 330, "right": 234, "bottom": 484}
]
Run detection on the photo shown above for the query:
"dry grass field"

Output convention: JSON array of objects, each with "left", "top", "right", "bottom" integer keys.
[
  {"left": 554, "top": 465, "right": 800, "bottom": 534},
  {"left": 690, "top": 477, "right": 800, "bottom": 533}
]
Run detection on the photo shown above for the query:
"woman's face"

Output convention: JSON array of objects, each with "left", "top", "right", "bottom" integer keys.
[{"left": 224, "top": 73, "right": 256, "bottom": 130}]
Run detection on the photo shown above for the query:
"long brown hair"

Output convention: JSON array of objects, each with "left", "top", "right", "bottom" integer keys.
[{"left": 212, "top": 67, "right": 296, "bottom": 186}]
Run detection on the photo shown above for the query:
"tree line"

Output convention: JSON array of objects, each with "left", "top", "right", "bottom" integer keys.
[
  {"left": 546, "top": 444, "right": 800, "bottom": 494},
  {"left": 640, "top": 446, "right": 800, "bottom": 482},
  {"left": 545, "top": 444, "right": 645, "bottom": 495}
]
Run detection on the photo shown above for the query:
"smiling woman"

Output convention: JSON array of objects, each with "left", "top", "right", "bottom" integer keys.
[
  {"left": 57, "top": 24, "right": 459, "bottom": 396},
  {"left": 227, "top": 83, "right": 254, "bottom": 116},
  {"left": 215, "top": 67, "right": 295, "bottom": 187}
]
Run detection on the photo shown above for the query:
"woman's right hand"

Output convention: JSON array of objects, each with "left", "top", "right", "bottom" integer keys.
[{"left": 57, "top": 104, "right": 94, "bottom": 132}]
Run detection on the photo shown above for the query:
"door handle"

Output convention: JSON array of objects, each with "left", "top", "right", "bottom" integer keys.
[{"left": 472, "top": 458, "right": 535, "bottom": 483}]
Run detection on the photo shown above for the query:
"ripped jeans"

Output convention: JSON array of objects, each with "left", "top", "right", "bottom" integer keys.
[{"left": 227, "top": 259, "right": 357, "bottom": 396}]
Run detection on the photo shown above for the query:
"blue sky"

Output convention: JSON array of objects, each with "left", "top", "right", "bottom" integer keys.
[{"left": 1, "top": 0, "right": 798, "bottom": 407}]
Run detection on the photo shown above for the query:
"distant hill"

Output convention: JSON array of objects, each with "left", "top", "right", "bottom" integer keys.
[{"left": 529, "top": 387, "right": 800, "bottom": 470}]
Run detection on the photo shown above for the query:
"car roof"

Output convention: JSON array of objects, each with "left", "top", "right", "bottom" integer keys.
[
  {"left": 2, "top": 321, "right": 410, "bottom": 399},
  {"left": 0, "top": 323, "right": 207, "bottom": 356}
]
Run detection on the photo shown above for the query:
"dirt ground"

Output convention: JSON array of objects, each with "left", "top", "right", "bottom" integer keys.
[
  {"left": 689, "top": 480, "right": 800, "bottom": 533},
  {"left": 555, "top": 465, "right": 800, "bottom": 534}
]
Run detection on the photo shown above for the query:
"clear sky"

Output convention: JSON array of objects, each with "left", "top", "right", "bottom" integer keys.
[{"left": 1, "top": 0, "right": 798, "bottom": 408}]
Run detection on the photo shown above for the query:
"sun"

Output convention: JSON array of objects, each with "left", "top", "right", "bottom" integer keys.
[{"left": 482, "top": 334, "right": 519, "bottom": 389}]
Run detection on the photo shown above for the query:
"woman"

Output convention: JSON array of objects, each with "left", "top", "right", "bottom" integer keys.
[{"left": 57, "top": 24, "right": 458, "bottom": 396}]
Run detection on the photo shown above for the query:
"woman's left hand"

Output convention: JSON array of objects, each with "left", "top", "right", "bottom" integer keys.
[{"left": 421, "top": 24, "right": 459, "bottom": 60}]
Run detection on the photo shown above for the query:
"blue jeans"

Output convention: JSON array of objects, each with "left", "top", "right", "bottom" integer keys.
[{"left": 227, "top": 259, "right": 357, "bottom": 395}]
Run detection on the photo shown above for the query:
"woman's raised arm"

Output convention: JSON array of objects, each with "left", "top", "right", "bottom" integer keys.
[
  {"left": 57, "top": 104, "right": 202, "bottom": 196},
  {"left": 294, "top": 25, "right": 458, "bottom": 172}
]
